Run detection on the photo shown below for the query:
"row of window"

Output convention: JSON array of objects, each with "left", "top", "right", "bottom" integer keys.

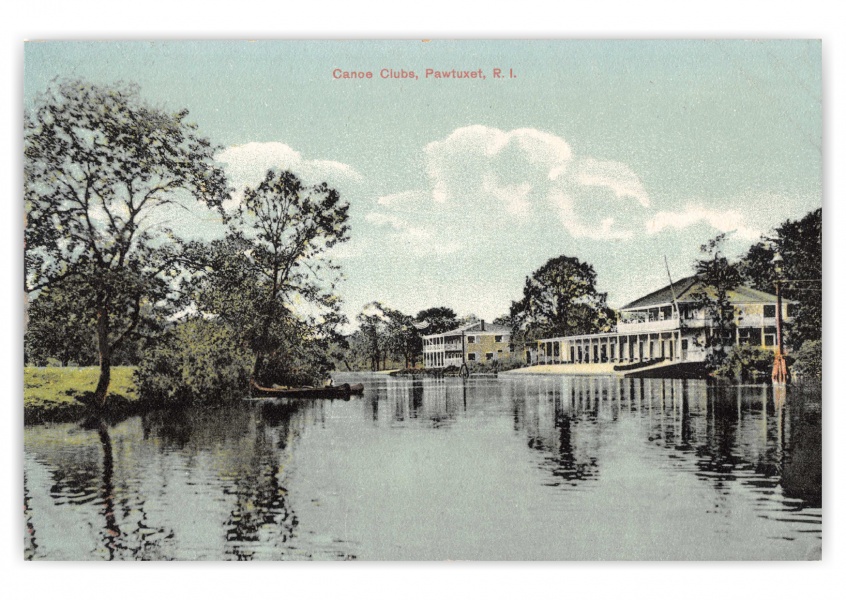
[
  {"left": 632, "top": 304, "right": 796, "bottom": 320},
  {"left": 467, "top": 350, "right": 504, "bottom": 361},
  {"left": 423, "top": 334, "right": 507, "bottom": 345},
  {"left": 466, "top": 335, "right": 505, "bottom": 344}
]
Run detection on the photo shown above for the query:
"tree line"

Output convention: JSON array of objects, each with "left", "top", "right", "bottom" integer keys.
[{"left": 341, "top": 209, "right": 821, "bottom": 380}]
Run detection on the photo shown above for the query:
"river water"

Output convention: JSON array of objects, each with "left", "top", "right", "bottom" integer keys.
[{"left": 23, "top": 374, "right": 822, "bottom": 561}]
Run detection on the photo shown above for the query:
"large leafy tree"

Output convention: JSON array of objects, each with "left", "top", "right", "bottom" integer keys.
[
  {"left": 194, "top": 169, "right": 350, "bottom": 384},
  {"left": 509, "top": 255, "right": 614, "bottom": 341},
  {"left": 738, "top": 208, "right": 821, "bottom": 347},
  {"left": 24, "top": 80, "right": 229, "bottom": 405},
  {"left": 688, "top": 234, "right": 743, "bottom": 367}
]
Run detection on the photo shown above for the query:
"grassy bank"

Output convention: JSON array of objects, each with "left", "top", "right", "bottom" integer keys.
[{"left": 24, "top": 366, "right": 140, "bottom": 424}]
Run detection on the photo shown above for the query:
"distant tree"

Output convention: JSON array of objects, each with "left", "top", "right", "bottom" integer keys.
[
  {"left": 326, "top": 336, "right": 353, "bottom": 371},
  {"left": 415, "top": 306, "right": 459, "bottom": 335},
  {"left": 509, "top": 255, "right": 613, "bottom": 341},
  {"left": 384, "top": 307, "right": 422, "bottom": 368},
  {"left": 25, "top": 279, "right": 155, "bottom": 367},
  {"left": 25, "top": 285, "right": 97, "bottom": 366},
  {"left": 24, "top": 80, "right": 229, "bottom": 406},
  {"left": 688, "top": 234, "right": 743, "bottom": 368},
  {"left": 738, "top": 208, "right": 821, "bottom": 347},
  {"left": 193, "top": 169, "right": 350, "bottom": 384},
  {"left": 456, "top": 313, "right": 480, "bottom": 327},
  {"left": 345, "top": 330, "right": 376, "bottom": 371},
  {"left": 357, "top": 302, "right": 390, "bottom": 371}
]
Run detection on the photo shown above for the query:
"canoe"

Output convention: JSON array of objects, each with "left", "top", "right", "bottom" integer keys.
[{"left": 250, "top": 381, "right": 364, "bottom": 399}]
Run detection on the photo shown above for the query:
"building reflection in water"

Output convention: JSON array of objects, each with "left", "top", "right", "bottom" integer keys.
[{"left": 368, "top": 374, "right": 820, "bottom": 514}]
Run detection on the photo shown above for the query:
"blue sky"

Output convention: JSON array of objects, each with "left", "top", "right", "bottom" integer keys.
[{"left": 24, "top": 40, "right": 822, "bottom": 324}]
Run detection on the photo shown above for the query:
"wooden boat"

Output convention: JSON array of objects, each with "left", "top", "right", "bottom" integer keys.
[{"left": 250, "top": 381, "right": 364, "bottom": 399}]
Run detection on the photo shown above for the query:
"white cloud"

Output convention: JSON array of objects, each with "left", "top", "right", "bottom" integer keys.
[
  {"left": 423, "top": 125, "right": 574, "bottom": 207},
  {"left": 216, "top": 142, "right": 362, "bottom": 208},
  {"left": 483, "top": 175, "right": 533, "bottom": 216},
  {"left": 376, "top": 190, "right": 428, "bottom": 207},
  {"left": 645, "top": 204, "right": 762, "bottom": 240},
  {"left": 411, "top": 125, "right": 650, "bottom": 241},
  {"left": 548, "top": 189, "right": 634, "bottom": 240},
  {"left": 574, "top": 158, "right": 651, "bottom": 207},
  {"left": 364, "top": 212, "right": 461, "bottom": 256}
]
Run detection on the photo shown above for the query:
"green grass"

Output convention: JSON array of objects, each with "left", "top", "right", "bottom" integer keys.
[{"left": 24, "top": 366, "right": 138, "bottom": 422}]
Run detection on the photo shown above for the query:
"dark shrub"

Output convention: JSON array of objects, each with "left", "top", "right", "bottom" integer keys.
[
  {"left": 712, "top": 345, "right": 775, "bottom": 383},
  {"left": 135, "top": 319, "right": 254, "bottom": 405},
  {"left": 791, "top": 339, "right": 822, "bottom": 382}
]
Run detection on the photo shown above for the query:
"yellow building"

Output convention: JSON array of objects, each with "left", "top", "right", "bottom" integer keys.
[{"left": 422, "top": 320, "right": 512, "bottom": 368}]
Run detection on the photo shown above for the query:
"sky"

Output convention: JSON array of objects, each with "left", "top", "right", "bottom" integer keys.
[{"left": 24, "top": 40, "right": 822, "bottom": 326}]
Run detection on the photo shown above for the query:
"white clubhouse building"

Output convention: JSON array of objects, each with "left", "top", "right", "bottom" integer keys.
[{"left": 531, "top": 276, "right": 794, "bottom": 373}]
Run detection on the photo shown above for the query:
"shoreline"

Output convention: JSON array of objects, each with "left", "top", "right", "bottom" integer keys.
[
  {"left": 24, "top": 366, "right": 144, "bottom": 425},
  {"left": 507, "top": 363, "right": 617, "bottom": 376}
]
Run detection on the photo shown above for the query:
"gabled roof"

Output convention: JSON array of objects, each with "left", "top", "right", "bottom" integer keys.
[
  {"left": 424, "top": 320, "right": 510, "bottom": 338},
  {"left": 463, "top": 321, "right": 511, "bottom": 335},
  {"left": 621, "top": 275, "right": 793, "bottom": 310},
  {"left": 621, "top": 276, "right": 698, "bottom": 310}
]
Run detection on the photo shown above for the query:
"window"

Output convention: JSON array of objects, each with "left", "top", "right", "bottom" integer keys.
[
  {"left": 495, "top": 335, "right": 503, "bottom": 342},
  {"left": 486, "top": 352, "right": 494, "bottom": 360},
  {"left": 764, "top": 305, "right": 776, "bottom": 318},
  {"left": 466, "top": 336, "right": 476, "bottom": 344},
  {"left": 467, "top": 353, "right": 476, "bottom": 361},
  {"left": 763, "top": 327, "right": 776, "bottom": 346}
]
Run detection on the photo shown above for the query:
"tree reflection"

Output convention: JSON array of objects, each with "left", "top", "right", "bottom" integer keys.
[
  {"left": 694, "top": 387, "right": 741, "bottom": 479},
  {"left": 142, "top": 409, "right": 193, "bottom": 448},
  {"left": 222, "top": 404, "right": 302, "bottom": 559},
  {"left": 383, "top": 377, "right": 459, "bottom": 428},
  {"left": 679, "top": 381, "right": 692, "bottom": 450},
  {"left": 97, "top": 421, "right": 121, "bottom": 559},
  {"left": 523, "top": 379, "right": 599, "bottom": 484},
  {"left": 779, "top": 389, "right": 822, "bottom": 508},
  {"left": 90, "top": 418, "right": 175, "bottom": 560},
  {"left": 23, "top": 473, "right": 37, "bottom": 560}
]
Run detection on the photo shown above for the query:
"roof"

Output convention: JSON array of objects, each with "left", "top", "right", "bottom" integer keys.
[
  {"left": 423, "top": 320, "right": 510, "bottom": 338},
  {"left": 620, "top": 276, "right": 699, "bottom": 310},
  {"left": 621, "top": 275, "right": 794, "bottom": 310},
  {"left": 463, "top": 321, "right": 511, "bottom": 334}
]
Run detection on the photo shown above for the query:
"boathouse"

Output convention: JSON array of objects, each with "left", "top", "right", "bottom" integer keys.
[
  {"left": 422, "top": 320, "right": 512, "bottom": 368},
  {"left": 532, "top": 276, "right": 796, "bottom": 371}
]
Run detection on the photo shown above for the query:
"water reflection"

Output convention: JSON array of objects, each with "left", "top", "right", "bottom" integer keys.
[{"left": 24, "top": 375, "right": 821, "bottom": 560}]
